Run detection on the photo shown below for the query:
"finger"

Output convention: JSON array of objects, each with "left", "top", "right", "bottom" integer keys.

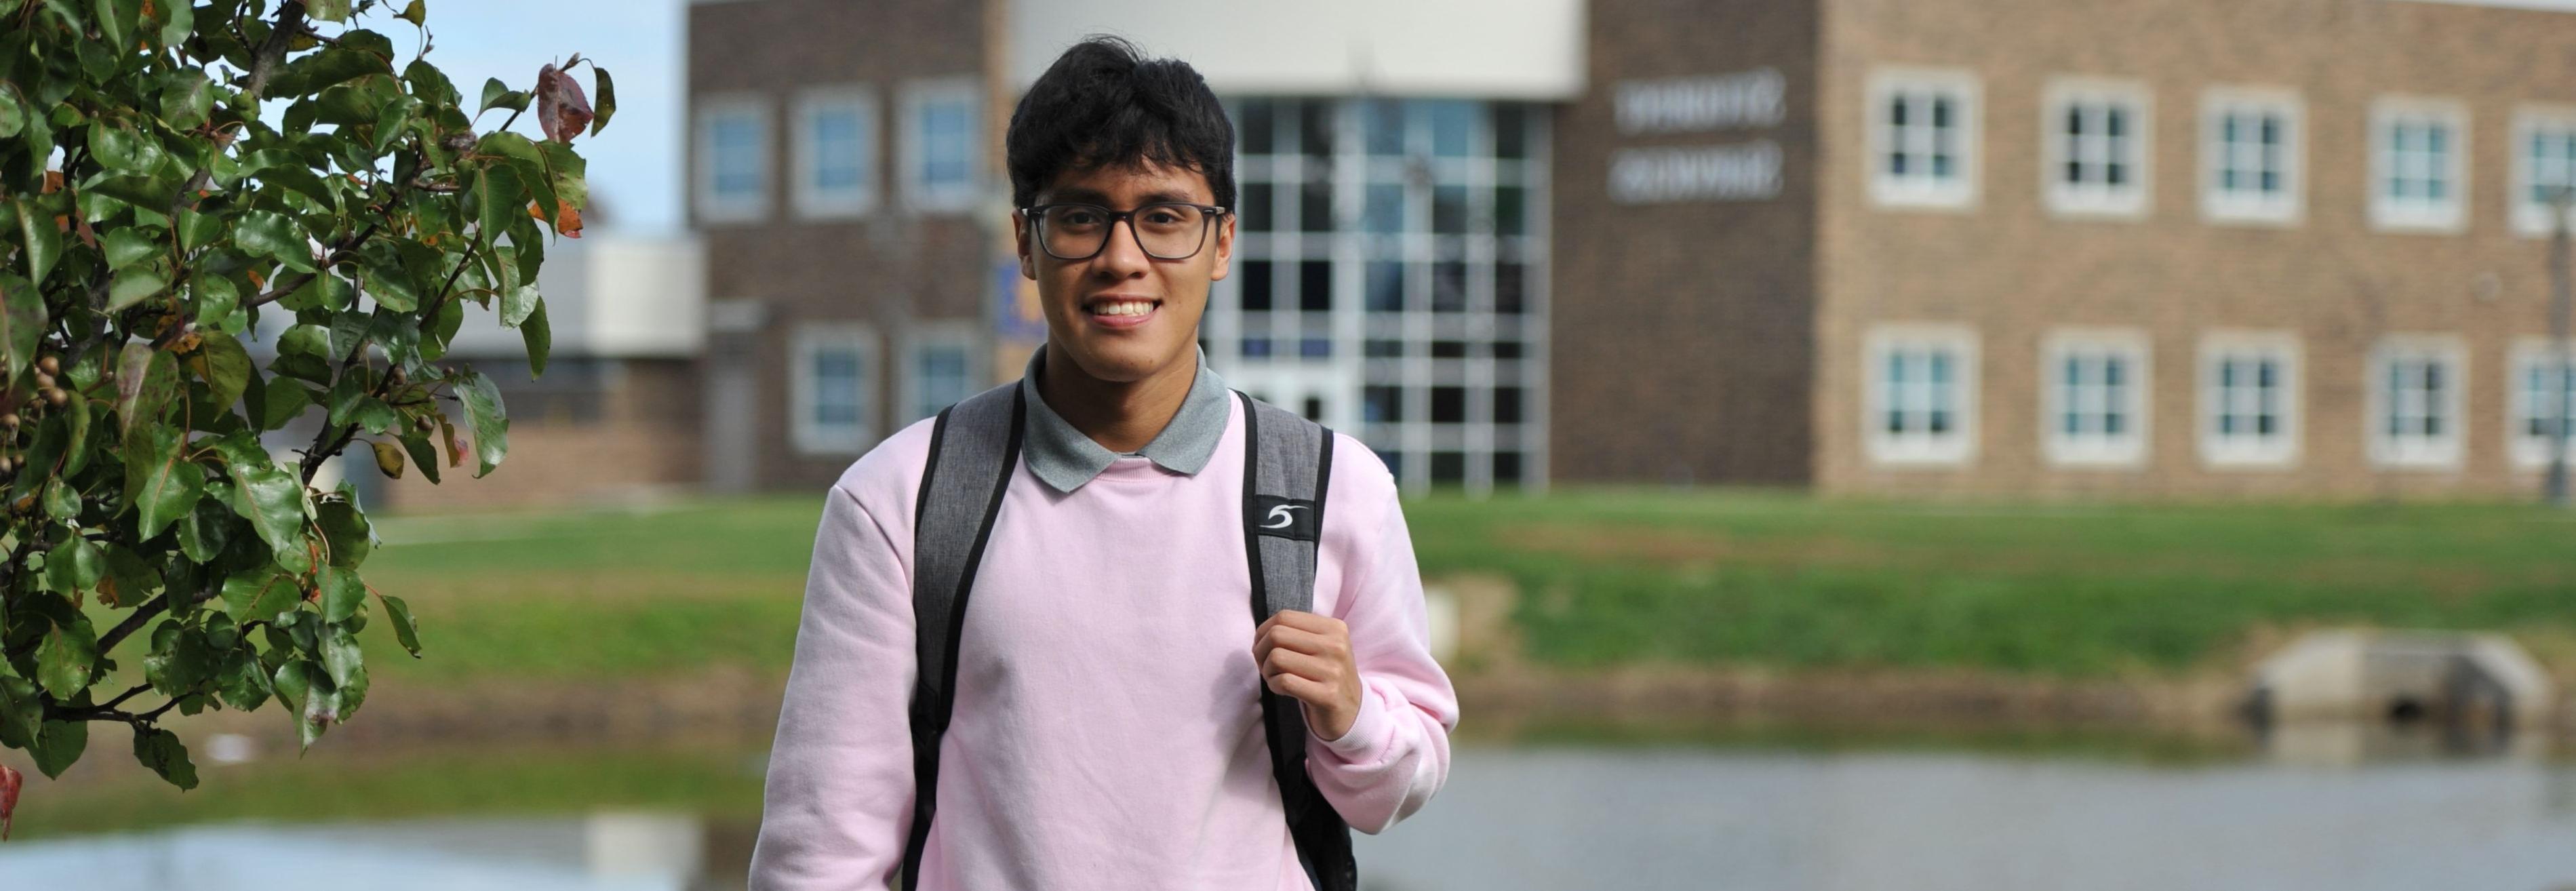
[
  {"left": 1265, "top": 669, "right": 1333, "bottom": 702},
  {"left": 1262, "top": 648, "right": 1341, "bottom": 686},
  {"left": 1270, "top": 610, "right": 1347, "bottom": 636},
  {"left": 1260, "top": 624, "right": 1342, "bottom": 658}
]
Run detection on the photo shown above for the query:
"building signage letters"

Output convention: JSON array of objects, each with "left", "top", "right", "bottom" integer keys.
[{"left": 1608, "top": 67, "right": 1786, "bottom": 204}]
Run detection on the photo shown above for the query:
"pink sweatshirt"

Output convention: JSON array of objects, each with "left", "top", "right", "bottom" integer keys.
[{"left": 747, "top": 394, "right": 1459, "bottom": 890}]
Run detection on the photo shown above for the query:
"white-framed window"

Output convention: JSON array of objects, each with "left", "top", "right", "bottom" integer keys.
[
  {"left": 901, "top": 78, "right": 981, "bottom": 213},
  {"left": 2040, "top": 329, "right": 2151, "bottom": 467},
  {"left": 792, "top": 86, "right": 878, "bottom": 219},
  {"left": 2369, "top": 96, "right": 2469, "bottom": 233},
  {"left": 903, "top": 324, "right": 978, "bottom": 424},
  {"left": 791, "top": 323, "right": 877, "bottom": 456},
  {"left": 2198, "top": 331, "right": 2303, "bottom": 469},
  {"left": 2508, "top": 338, "right": 2576, "bottom": 468},
  {"left": 1864, "top": 324, "right": 1979, "bottom": 465},
  {"left": 2367, "top": 335, "right": 2468, "bottom": 469},
  {"left": 2510, "top": 106, "right": 2576, "bottom": 237},
  {"left": 2200, "top": 87, "right": 2303, "bottom": 225},
  {"left": 1866, "top": 68, "right": 1980, "bottom": 210},
  {"left": 694, "top": 94, "right": 770, "bottom": 224},
  {"left": 2042, "top": 79, "right": 2152, "bottom": 219}
]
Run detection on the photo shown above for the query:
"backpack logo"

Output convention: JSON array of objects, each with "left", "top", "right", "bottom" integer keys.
[{"left": 1251, "top": 495, "right": 1319, "bottom": 542}]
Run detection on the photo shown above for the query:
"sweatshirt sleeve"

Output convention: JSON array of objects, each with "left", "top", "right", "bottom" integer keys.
[
  {"left": 1304, "top": 437, "right": 1459, "bottom": 835},
  {"left": 747, "top": 481, "right": 919, "bottom": 890}
]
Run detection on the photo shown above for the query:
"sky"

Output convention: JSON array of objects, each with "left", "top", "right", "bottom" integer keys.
[{"left": 389, "top": 0, "right": 690, "bottom": 235}]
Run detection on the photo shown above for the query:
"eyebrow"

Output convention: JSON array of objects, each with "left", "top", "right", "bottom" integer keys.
[{"left": 1042, "top": 187, "right": 1204, "bottom": 205}]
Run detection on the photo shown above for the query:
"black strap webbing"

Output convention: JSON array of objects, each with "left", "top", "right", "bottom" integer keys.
[
  {"left": 1237, "top": 390, "right": 1358, "bottom": 891},
  {"left": 901, "top": 381, "right": 1024, "bottom": 891}
]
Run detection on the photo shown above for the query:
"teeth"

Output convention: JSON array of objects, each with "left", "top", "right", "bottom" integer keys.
[{"left": 1092, "top": 301, "right": 1153, "bottom": 317}]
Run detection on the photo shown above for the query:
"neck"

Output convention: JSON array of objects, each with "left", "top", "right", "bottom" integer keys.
[{"left": 1037, "top": 341, "right": 1197, "bottom": 454}]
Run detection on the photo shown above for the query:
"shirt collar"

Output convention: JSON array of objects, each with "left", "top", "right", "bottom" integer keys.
[{"left": 1017, "top": 341, "right": 1232, "bottom": 494}]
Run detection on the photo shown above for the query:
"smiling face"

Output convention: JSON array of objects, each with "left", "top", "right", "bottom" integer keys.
[{"left": 1012, "top": 159, "right": 1233, "bottom": 386}]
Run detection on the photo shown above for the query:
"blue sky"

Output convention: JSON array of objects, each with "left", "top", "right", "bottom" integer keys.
[{"left": 393, "top": 0, "right": 688, "bottom": 235}]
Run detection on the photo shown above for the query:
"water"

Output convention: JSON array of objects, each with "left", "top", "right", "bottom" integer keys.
[{"left": 5, "top": 730, "right": 2573, "bottom": 891}]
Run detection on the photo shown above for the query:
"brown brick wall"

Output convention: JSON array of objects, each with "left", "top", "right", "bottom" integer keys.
[
  {"left": 689, "top": 0, "right": 1000, "bottom": 492},
  {"left": 1812, "top": 0, "right": 2576, "bottom": 498},
  {"left": 1552, "top": 0, "right": 1825, "bottom": 486}
]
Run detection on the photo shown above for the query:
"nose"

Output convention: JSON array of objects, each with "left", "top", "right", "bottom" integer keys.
[{"left": 1090, "top": 216, "right": 1151, "bottom": 278}]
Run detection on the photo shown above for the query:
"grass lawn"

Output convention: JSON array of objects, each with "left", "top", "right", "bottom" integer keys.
[{"left": 344, "top": 488, "right": 2576, "bottom": 687}]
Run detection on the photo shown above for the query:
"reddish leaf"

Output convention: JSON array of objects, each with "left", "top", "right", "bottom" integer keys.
[
  {"left": 1, "top": 763, "right": 19, "bottom": 840},
  {"left": 533, "top": 63, "right": 593, "bottom": 144},
  {"left": 529, "top": 200, "right": 582, "bottom": 238}
]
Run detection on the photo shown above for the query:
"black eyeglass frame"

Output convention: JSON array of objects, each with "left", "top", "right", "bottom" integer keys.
[{"left": 1021, "top": 201, "right": 1233, "bottom": 262}]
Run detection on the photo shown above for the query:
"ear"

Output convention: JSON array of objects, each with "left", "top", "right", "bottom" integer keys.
[
  {"left": 1206, "top": 212, "right": 1235, "bottom": 281},
  {"left": 1011, "top": 210, "right": 1035, "bottom": 279}
]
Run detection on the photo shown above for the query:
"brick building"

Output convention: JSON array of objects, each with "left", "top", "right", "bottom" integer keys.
[{"left": 688, "top": 0, "right": 2576, "bottom": 498}]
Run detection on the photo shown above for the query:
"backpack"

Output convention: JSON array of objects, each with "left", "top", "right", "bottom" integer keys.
[{"left": 898, "top": 380, "right": 1358, "bottom": 891}]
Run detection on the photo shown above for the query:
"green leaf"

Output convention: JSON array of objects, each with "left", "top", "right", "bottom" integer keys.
[
  {"left": 456, "top": 369, "right": 508, "bottom": 477},
  {"left": 186, "top": 332, "right": 254, "bottom": 411},
  {"left": 88, "top": 117, "right": 161, "bottom": 172},
  {"left": 317, "top": 498, "right": 372, "bottom": 568},
  {"left": 261, "top": 164, "right": 339, "bottom": 214},
  {"left": 103, "top": 227, "right": 159, "bottom": 270},
  {"left": 378, "top": 593, "right": 422, "bottom": 658},
  {"left": 41, "top": 477, "right": 77, "bottom": 519},
  {"left": 325, "top": 364, "right": 369, "bottom": 427},
  {"left": 521, "top": 297, "right": 550, "bottom": 378},
  {"left": 176, "top": 207, "right": 221, "bottom": 251},
  {"left": 353, "top": 397, "right": 397, "bottom": 434},
  {"left": 93, "top": 0, "right": 141, "bottom": 53},
  {"left": 0, "top": 272, "right": 38, "bottom": 381},
  {"left": 398, "top": 429, "right": 441, "bottom": 485},
  {"left": 44, "top": 537, "right": 104, "bottom": 597},
  {"left": 125, "top": 422, "right": 201, "bottom": 538},
  {"left": 499, "top": 280, "right": 537, "bottom": 328},
  {"left": 0, "top": 675, "right": 39, "bottom": 750},
  {"left": 58, "top": 389, "right": 91, "bottom": 476},
  {"left": 471, "top": 162, "right": 524, "bottom": 246},
  {"left": 36, "top": 616, "right": 98, "bottom": 698},
  {"left": 256, "top": 373, "right": 311, "bottom": 431},
  {"left": 85, "top": 174, "right": 178, "bottom": 210},
  {"left": 590, "top": 66, "right": 616, "bottom": 136},
  {"left": 107, "top": 265, "right": 168, "bottom": 311},
  {"left": 102, "top": 543, "right": 165, "bottom": 608},
  {"left": 216, "top": 646, "right": 272, "bottom": 712},
  {"left": 132, "top": 727, "right": 199, "bottom": 790},
  {"left": 304, "top": 0, "right": 351, "bottom": 21},
  {"left": 156, "top": 0, "right": 195, "bottom": 51},
  {"left": 234, "top": 210, "right": 315, "bottom": 273},
  {"left": 14, "top": 197, "right": 60, "bottom": 283},
  {"left": 359, "top": 255, "right": 421, "bottom": 312},
  {"left": 229, "top": 462, "right": 313, "bottom": 576},
  {"left": 114, "top": 344, "right": 179, "bottom": 436},
  {"left": 397, "top": 0, "right": 426, "bottom": 26},
  {"left": 159, "top": 69, "right": 214, "bottom": 130},
  {"left": 0, "top": 82, "right": 23, "bottom": 140},
  {"left": 219, "top": 565, "right": 300, "bottom": 622},
  {"left": 174, "top": 495, "right": 231, "bottom": 563},
  {"left": 278, "top": 323, "right": 333, "bottom": 360},
  {"left": 372, "top": 95, "right": 420, "bottom": 155},
  {"left": 191, "top": 273, "right": 241, "bottom": 330},
  {"left": 143, "top": 620, "right": 212, "bottom": 696},
  {"left": 32, "top": 717, "right": 87, "bottom": 778}
]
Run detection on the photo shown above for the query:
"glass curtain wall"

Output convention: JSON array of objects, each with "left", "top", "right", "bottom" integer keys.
[{"left": 1214, "top": 96, "right": 1549, "bottom": 495}]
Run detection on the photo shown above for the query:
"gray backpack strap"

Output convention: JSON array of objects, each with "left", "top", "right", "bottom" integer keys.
[
  {"left": 900, "top": 380, "right": 1025, "bottom": 891},
  {"left": 1235, "top": 390, "right": 1358, "bottom": 891}
]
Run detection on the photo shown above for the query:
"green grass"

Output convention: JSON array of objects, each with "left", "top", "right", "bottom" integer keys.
[
  {"left": 1403, "top": 488, "right": 2576, "bottom": 676},
  {"left": 341, "top": 488, "right": 2576, "bottom": 688}
]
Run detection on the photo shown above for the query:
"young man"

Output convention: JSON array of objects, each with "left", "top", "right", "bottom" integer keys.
[{"left": 745, "top": 37, "right": 1457, "bottom": 891}]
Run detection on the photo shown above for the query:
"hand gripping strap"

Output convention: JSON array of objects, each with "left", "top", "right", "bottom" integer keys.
[
  {"left": 900, "top": 381, "right": 1024, "bottom": 891},
  {"left": 1236, "top": 390, "right": 1358, "bottom": 891}
]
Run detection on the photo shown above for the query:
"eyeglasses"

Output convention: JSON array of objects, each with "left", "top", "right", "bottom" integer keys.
[{"left": 1023, "top": 201, "right": 1230, "bottom": 262}]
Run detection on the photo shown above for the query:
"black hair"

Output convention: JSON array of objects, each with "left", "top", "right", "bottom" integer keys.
[{"left": 1006, "top": 35, "right": 1235, "bottom": 212}]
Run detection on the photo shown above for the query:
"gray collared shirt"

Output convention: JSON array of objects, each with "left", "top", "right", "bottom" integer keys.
[{"left": 1017, "top": 342, "right": 1233, "bottom": 494}]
